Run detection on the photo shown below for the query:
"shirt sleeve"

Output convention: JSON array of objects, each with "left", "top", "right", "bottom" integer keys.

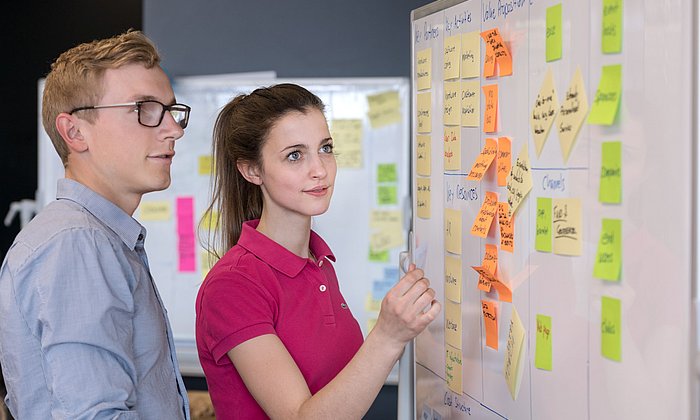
[
  {"left": 198, "top": 267, "right": 278, "bottom": 364},
  {"left": 15, "top": 228, "right": 141, "bottom": 419}
]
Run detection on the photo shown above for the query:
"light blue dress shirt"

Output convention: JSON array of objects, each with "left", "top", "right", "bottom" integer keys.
[{"left": 0, "top": 179, "right": 190, "bottom": 419}]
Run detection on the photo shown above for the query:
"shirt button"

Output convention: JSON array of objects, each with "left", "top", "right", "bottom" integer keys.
[
  {"left": 341, "top": 303, "right": 347, "bottom": 309},
  {"left": 319, "top": 285, "right": 327, "bottom": 292},
  {"left": 318, "top": 260, "right": 324, "bottom": 267},
  {"left": 137, "top": 234, "right": 144, "bottom": 241}
]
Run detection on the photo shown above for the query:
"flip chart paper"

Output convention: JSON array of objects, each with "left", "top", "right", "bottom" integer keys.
[
  {"left": 535, "top": 197, "right": 552, "bottom": 252},
  {"left": 546, "top": 4, "right": 562, "bottom": 62},
  {"left": 330, "top": 119, "right": 363, "bottom": 168},
  {"left": 445, "top": 345, "right": 463, "bottom": 394},
  {"left": 552, "top": 198, "right": 582, "bottom": 256},
  {"left": 467, "top": 138, "right": 497, "bottom": 181},
  {"left": 443, "top": 81, "right": 461, "bottom": 126},
  {"left": 461, "top": 79, "right": 480, "bottom": 127},
  {"left": 471, "top": 191, "right": 498, "bottom": 238},
  {"left": 535, "top": 314, "right": 553, "bottom": 370},
  {"left": 601, "top": 296, "right": 622, "bottom": 361},
  {"left": 461, "top": 31, "right": 480, "bottom": 78},
  {"left": 444, "top": 34, "right": 461, "bottom": 80},
  {"left": 445, "top": 208, "right": 462, "bottom": 254},
  {"left": 602, "top": 0, "right": 623, "bottom": 53},
  {"left": 599, "top": 141, "right": 622, "bottom": 203},
  {"left": 588, "top": 64, "right": 622, "bottom": 125},
  {"left": 481, "top": 27, "right": 513, "bottom": 77},
  {"left": 558, "top": 68, "right": 589, "bottom": 161},
  {"left": 416, "top": 135, "right": 431, "bottom": 176},
  {"left": 416, "top": 48, "right": 432, "bottom": 90},
  {"left": 498, "top": 202, "right": 514, "bottom": 252},
  {"left": 531, "top": 68, "right": 560, "bottom": 157},
  {"left": 482, "top": 300, "right": 499, "bottom": 350},
  {"left": 504, "top": 307, "right": 526, "bottom": 400},
  {"left": 367, "top": 91, "right": 401, "bottom": 128},
  {"left": 497, "top": 137, "right": 512, "bottom": 187},
  {"left": 593, "top": 218, "right": 622, "bottom": 281},
  {"left": 506, "top": 143, "right": 533, "bottom": 218},
  {"left": 139, "top": 200, "right": 171, "bottom": 221},
  {"left": 417, "top": 178, "right": 431, "bottom": 219},
  {"left": 444, "top": 126, "right": 461, "bottom": 170},
  {"left": 445, "top": 300, "right": 463, "bottom": 350},
  {"left": 483, "top": 84, "right": 498, "bottom": 133},
  {"left": 445, "top": 255, "right": 462, "bottom": 303},
  {"left": 417, "top": 92, "right": 432, "bottom": 133}
]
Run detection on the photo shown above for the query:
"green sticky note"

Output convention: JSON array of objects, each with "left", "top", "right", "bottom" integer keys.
[
  {"left": 377, "top": 185, "right": 398, "bottom": 205},
  {"left": 588, "top": 64, "right": 622, "bottom": 125},
  {"left": 602, "top": 0, "right": 623, "bottom": 53},
  {"left": 535, "top": 197, "right": 552, "bottom": 252},
  {"left": 535, "top": 314, "right": 552, "bottom": 370},
  {"left": 368, "top": 248, "right": 389, "bottom": 262},
  {"left": 601, "top": 296, "right": 622, "bottom": 361},
  {"left": 377, "top": 163, "right": 398, "bottom": 183},
  {"left": 546, "top": 4, "right": 562, "bottom": 62},
  {"left": 593, "top": 219, "right": 622, "bottom": 281},
  {"left": 599, "top": 142, "right": 622, "bottom": 203}
]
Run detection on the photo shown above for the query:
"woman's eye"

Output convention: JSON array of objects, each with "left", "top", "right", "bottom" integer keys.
[
  {"left": 321, "top": 144, "right": 334, "bottom": 153},
  {"left": 288, "top": 151, "right": 302, "bottom": 161}
]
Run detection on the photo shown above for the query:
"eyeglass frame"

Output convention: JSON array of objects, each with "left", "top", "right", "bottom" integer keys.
[{"left": 69, "top": 100, "right": 192, "bottom": 129}]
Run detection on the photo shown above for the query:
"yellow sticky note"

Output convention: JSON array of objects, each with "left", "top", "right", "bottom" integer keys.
[
  {"left": 558, "top": 68, "right": 589, "bottom": 161},
  {"left": 588, "top": 64, "right": 622, "bottom": 125},
  {"left": 416, "top": 48, "right": 432, "bottom": 91},
  {"left": 201, "top": 250, "right": 216, "bottom": 278},
  {"left": 444, "top": 208, "right": 462, "bottom": 254},
  {"left": 444, "top": 34, "right": 461, "bottom": 80},
  {"left": 498, "top": 202, "right": 514, "bottom": 253},
  {"left": 504, "top": 307, "right": 526, "bottom": 400},
  {"left": 482, "top": 300, "right": 499, "bottom": 350},
  {"left": 497, "top": 137, "right": 512, "bottom": 187},
  {"left": 531, "top": 68, "right": 560, "bottom": 157},
  {"left": 483, "top": 84, "right": 498, "bottom": 133},
  {"left": 461, "top": 79, "right": 480, "bottom": 127},
  {"left": 417, "top": 92, "right": 432, "bottom": 134},
  {"left": 367, "top": 91, "right": 401, "bottom": 129},
  {"left": 444, "top": 81, "right": 461, "bottom": 126},
  {"left": 416, "top": 135, "right": 431, "bottom": 176},
  {"left": 198, "top": 155, "right": 213, "bottom": 175},
  {"left": 445, "top": 300, "right": 462, "bottom": 349},
  {"left": 506, "top": 144, "right": 533, "bottom": 219},
  {"left": 471, "top": 191, "right": 498, "bottom": 238},
  {"left": 481, "top": 28, "right": 513, "bottom": 77},
  {"left": 461, "top": 31, "right": 480, "bottom": 78},
  {"left": 467, "top": 138, "right": 497, "bottom": 181},
  {"left": 416, "top": 178, "right": 431, "bottom": 219},
  {"left": 443, "top": 126, "right": 461, "bottom": 171},
  {"left": 365, "top": 293, "right": 381, "bottom": 312},
  {"left": 200, "top": 210, "right": 219, "bottom": 231},
  {"left": 139, "top": 200, "right": 171, "bottom": 221},
  {"left": 369, "top": 210, "right": 403, "bottom": 251},
  {"left": 445, "top": 345, "right": 463, "bottom": 394},
  {"left": 330, "top": 119, "right": 363, "bottom": 168},
  {"left": 552, "top": 198, "right": 582, "bottom": 256},
  {"left": 445, "top": 255, "right": 462, "bottom": 303}
]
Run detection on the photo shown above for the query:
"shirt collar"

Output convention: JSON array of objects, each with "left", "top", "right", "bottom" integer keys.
[
  {"left": 237, "top": 219, "right": 336, "bottom": 278},
  {"left": 56, "top": 178, "right": 146, "bottom": 250}
]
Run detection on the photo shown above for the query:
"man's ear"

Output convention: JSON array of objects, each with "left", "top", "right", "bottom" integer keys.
[
  {"left": 55, "top": 112, "right": 88, "bottom": 153},
  {"left": 237, "top": 160, "right": 263, "bottom": 185}
]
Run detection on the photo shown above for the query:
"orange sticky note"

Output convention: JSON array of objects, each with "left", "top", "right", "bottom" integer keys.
[
  {"left": 482, "top": 300, "right": 499, "bottom": 350},
  {"left": 483, "top": 84, "right": 499, "bottom": 133},
  {"left": 480, "top": 28, "right": 513, "bottom": 77},
  {"left": 473, "top": 265, "right": 498, "bottom": 288},
  {"left": 478, "top": 244, "right": 498, "bottom": 292},
  {"left": 467, "top": 138, "right": 498, "bottom": 181},
  {"left": 497, "top": 137, "right": 511, "bottom": 187},
  {"left": 471, "top": 192, "right": 498, "bottom": 238},
  {"left": 498, "top": 202, "right": 515, "bottom": 253},
  {"left": 483, "top": 42, "right": 496, "bottom": 77},
  {"left": 491, "top": 279, "right": 513, "bottom": 303}
]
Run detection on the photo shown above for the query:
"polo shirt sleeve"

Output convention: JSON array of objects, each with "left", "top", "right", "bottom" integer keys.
[{"left": 198, "top": 268, "right": 278, "bottom": 364}]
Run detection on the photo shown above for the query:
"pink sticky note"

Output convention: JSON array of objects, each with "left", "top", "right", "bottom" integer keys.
[{"left": 176, "top": 197, "right": 196, "bottom": 272}]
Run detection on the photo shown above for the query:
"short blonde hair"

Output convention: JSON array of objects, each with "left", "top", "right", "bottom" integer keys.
[{"left": 42, "top": 30, "right": 161, "bottom": 165}]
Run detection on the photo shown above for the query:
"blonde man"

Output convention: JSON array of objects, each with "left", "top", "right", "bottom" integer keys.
[{"left": 0, "top": 31, "right": 191, "bottom": 419}]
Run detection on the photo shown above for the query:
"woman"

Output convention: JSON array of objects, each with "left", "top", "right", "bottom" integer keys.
[{"left": 196, "top": 83, "right": 440, "bottom": 419}]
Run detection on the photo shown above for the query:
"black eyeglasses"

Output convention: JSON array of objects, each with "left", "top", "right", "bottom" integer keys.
[{"left": 69, "top": 100, "right": 191, "bottom": 129}]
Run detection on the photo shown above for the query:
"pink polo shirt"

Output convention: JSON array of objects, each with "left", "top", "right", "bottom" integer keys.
[{"left": 195, "top": 220, "right": 364, "bottom": 419}]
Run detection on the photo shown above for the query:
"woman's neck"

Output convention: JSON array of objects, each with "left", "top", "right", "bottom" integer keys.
[{"left": 256, "top": 212, "right": 312, "bottom": 259}]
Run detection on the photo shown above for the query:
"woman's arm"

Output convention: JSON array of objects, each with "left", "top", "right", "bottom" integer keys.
[{"left": 229, "top": 265, "right": 440, "bottom": 419}]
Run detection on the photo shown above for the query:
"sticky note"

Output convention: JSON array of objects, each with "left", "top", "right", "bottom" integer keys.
[
  {"left": 377, "top": 163, "right": 398, "bottom": 183},
  {"left": 416, "top": 48, "right": 432, "bottom": 90},
  {"left": 201, "top": 250, "right": 215, "bottom": 278},
  {"left": 471, "top": 191, "right": 498, "bottom": 238},
  {"left": 445, "top": 208, "right": 462, "bottom": 254},
  {"left": 198, "top": 155, "right": 213, "bottom": 175},
  {"left": 369, "top": 210, "right": 403, "bottom": 251},
  {"left": 330, "top": 119, "right": 363, "bottom": 168},
  {"left": 535, "top": 314, "right": 553, "bottom": 370},
  {"left": 200, "top": 210, "right": 219, "bottom": 231},
  {"left": 601, "top": 296, "right": 622, "bottom": 361},
  {"left": 594, "top": 218, "right": 622, "bottom": 281},
  {"left": 368, "top": 248, "right": 390, "bottom": 262},
  {"left": 602, "top": 0, "right": 623, "bottom": 54},
  {"left": 372, "top": 278, "right": 394, "bottom": 301},
  {"left": 481, "top": 28, "right": 513, "bottom": 77},
  {"left": 531, "top": 68, "right": 560, "bottom": 157},
  {"left": 377, "top": 185, "right": 398, "bottom": 205},
  {"left": 445, "top": 255, "right": 462, "bottom": 303},
  {"left": 498, "top": 202, "right": 514, "bottom": 253},
  {"left": 478, "top": 244, "right": 498, "bottom": 292},
  {"left": 535, "top": 197, "right": 552, "bottom": 252},
  {"left": 467, "top": 138, "right": 497, "bottom": 181},
  {"left": 445, "top": 300, "right": 462, "bottom": 349},
  {"left": 443, "top": 81, "right": 461, "bottom": 126},
  {"left": 416, "top": 135, "right": 431, "bottom": 176},
  {"left": 365, "top": 293, "right": 381, "bottom": 312},
  {"left": 139, "top": 200, "right": 171, "bottom": 221},
  {"left": 482, "top": 300, "right": 499, "bottom": 350},
  {"left": 504, "top": 307, "right": 526, "bottom": 400},
  {"left": 600, "top": 141, "right": 622, "bottom": 203},
  {"left": 444, "top": 126, "right": 461, "bottom": 171},
  {"left": 491, "top": 277, "right": 513, "bottom": 303},
  {"left": 483, "top": 35, "right": 496, "bottom": 78},
  {"left": 497, "top": 137, "right": 512, "bottom": 187},
  {"left": 588, "top": 64, "right": 622, "bottom": 125},
  {"left": 506, "top": 144, "right": 533, "bottom": 218},
  {"left": 461, "top": 79, "right": 480, "bottom": 127},
  {"left": 546, "top": 4, "right": 562, "bottom": 62},
  {"left": 444, "top": 34, "right": 461, "bottom": 80},
  {"left": 367, "top": 90, "right": 401, "bottom": 129},
  {"left": 417, "top": 92, "right": 432, "bottom": 133},
  {"left": 483, "top": 84, "right": 499, "bottom": 133},
  {"left": 417, "top": 178, "right": 431, "bottom": 219},
  {"left": 552, "top": 198, "right": 582, "bottom": 256},
  {"left": 176, "top": 197, "right": 196, "bottom": 272},
  {"left": 445, "top": 345, "right": 463, "bottom": 394},
  {"left": 558, "top": 68, "right": 589, "bottom": 161},
  {"left": 461, "top": 31, "right": 480, "bottom": 78}
]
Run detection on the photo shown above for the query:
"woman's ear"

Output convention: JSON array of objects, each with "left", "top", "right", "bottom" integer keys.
[
  {"left": 55, "top": 112, "right": 88, "bottom": 153},
  {"left": 237, "top": 160, "right": 263, "bottom": 185}
]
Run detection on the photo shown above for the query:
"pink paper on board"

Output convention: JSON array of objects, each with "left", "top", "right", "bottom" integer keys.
[{"left": 176, "top": 197, "right": 196, "bottom": 272}]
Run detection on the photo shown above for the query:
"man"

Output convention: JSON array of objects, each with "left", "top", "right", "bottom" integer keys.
[{"left": 0, "top": 30, "right": 191, "bottom": 419}]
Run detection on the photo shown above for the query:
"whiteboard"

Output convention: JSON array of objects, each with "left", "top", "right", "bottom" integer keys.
[
  {"left": 408, "top": 1, "right": 695, "bottom": 419},
  {"left": 37, "top": 77, "right": 410, "bottom": 378}
]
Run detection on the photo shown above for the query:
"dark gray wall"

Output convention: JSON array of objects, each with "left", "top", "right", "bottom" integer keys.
[{"left": 144, "top": 0, "right": 429, "bottom": 78}]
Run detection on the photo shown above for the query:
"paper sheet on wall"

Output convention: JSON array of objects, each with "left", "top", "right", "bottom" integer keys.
[
  {"left": 367, "top": 91, "right": 401, "bottom": 129},
  {"left": 506, "top": 143, "right": 533, "bottom": 218},
  {"left": 176, "top": 197, "right": 196, "bottom": 272},
  {"left": 416, "top": 48, "right": 432, "bottom": 90},
  {"left": 497, "top": 137, "right": 511, "bottom": 186},
  {"left": 461, "top": 79, "right": 480, "bottom": 127},
  {"left": 588, "top": 64, "right": 622, "bottom": 125},
  {"left": 482, "top": 300, "right": 499, "bottom": 350},
  {"left": 330, "top": 119, "right": 363, "bottom": 168},
  {"left": 593, "top": 218, "right": 622, "bottom": 281},
  {"left": 483, "top": 84, "right": 499, "bottom": 133},
  {"left": 444, "top": 126, "right": 461, "bottom": 170},
  {"left": 504, "top": 307, "right": 526, "bottom": 400},
  {"left": 602, "top": 0, "right": 623, "bottom": 53},
  {"left": 535, "top": 314, "right": 553, "bottom": 370},
  {"left": 552, "top": 198, "right": 582, "bottom": 256},
  {"left": 546, "top": 4, "right": 562, "bottom": 62},
  {"left": 498, "top": 202, "right": 515, "bottom": 252},
  {"left": 481, "top": 27, "right": 513, "bottom": 77},
  {"left": 445, "top": 208, "right": 462, "bottom": 254},
  {"left": 443, "top": 81, "right": 461, "bottom": 126},
  {"left": 601, "top": 296, "right": 622, "bottom": 361},
  {"left": 467, "top": 138, "right": 497, "bottom": 181},
  {"left": 478, "top": 244, "right": 498, "bottom": 292},
  {"left": 445, "top": 300, "right": 462, "bottom": 349},
  {"left": 470, "top": 191, "right": 498, "bottom": 238},
  {"left": 416, "top": 135, "right": 431, "bottom": 176},
  {"left": 198, "top": 155, "right": 213, "bottom": 175},
  {"left": 535, "top": 197, "right": 552, "bottom": 252},
  {"left": 444, "top": 254, "right": 462, "bottom": 303},
  {"left": 445, "top": 344, "right": 463, "bottom": 394},
  {"left": 416, "top": 178, "right": 431, "bottom": 219},
  {"left": 599, "top": 141, "right": 622, "bottom": 203},
  {"left": 557, "top": 68, "right": 589, "bottom": 161},
  {"left": 531, "top": 68, "right": 560, "bottom": 157},
  {"left": 444, "top": 34, "right": 461, "bottom": 80},
  {"left": 139, "top": 200, "right": 171, "bottom": 221},
  {"left": 417, "top": 92, "right": 432, "bottom": 133},
  {"left": 461, "top": 31, "right": 480, "bottom": 78},
  {"left": 377, "top": 163, "right": 398, "bottom": 183},
  {"left": 369, "top": 210, "right": 403, "bottom": 251}
]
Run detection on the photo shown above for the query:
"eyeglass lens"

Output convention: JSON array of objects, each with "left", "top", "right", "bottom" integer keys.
[{"left": 139, "top": 101, "right": 190, "bottom": 129}]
